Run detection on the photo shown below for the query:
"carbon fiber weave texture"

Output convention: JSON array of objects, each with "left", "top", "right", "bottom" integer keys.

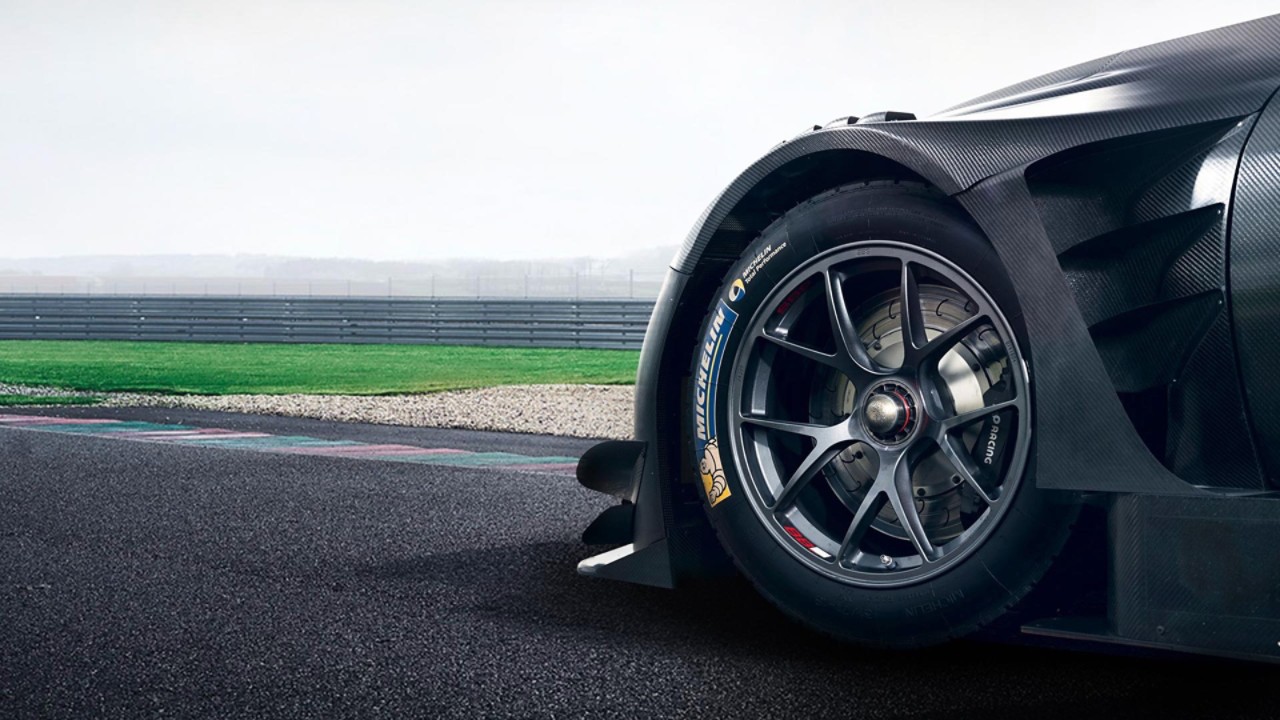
[{"left": 1229, "top": 89, "right": 1280, "bottom": 482}]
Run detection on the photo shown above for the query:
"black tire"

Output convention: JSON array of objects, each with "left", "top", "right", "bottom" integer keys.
[{"left": 689, "top": 181, "right": 1078, "bottom": 648}]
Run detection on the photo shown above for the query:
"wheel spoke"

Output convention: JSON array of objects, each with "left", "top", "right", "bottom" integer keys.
[
  {"left": 739, "top": 413, "right": 841, "bottom": 440},
  {"left": 758, "top": 333, "right": 845, "bottom": 371},
  {"left": 937, "top": 434, "right": 998, "bottom": 506},
  {"left": 910, "top": 312, "right": 987, "bottom": 368},
  {"left": 771, "top": 439, "right": 850, "bottom": 511},
  {"left": 837, "top": 487, "right": 887, "bottom": 564},
  {"left": 824, "top": 269, "right": 879, "bottom": 377},
  {"left": 884, "top": 455, "right": 939, "bottom": 562},
  {"left": 940, "top": 398, "right": 1019, "bottom": 432},
  {"left": 899, "top": 261, "right": 928, "bottom": 352}
]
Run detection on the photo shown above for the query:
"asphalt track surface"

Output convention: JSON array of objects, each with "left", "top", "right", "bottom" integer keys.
[{"left": 3, "top": 408, "right": 1278, "bottom": 719}]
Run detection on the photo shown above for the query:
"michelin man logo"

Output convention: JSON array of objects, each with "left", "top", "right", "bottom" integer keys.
[{"left": 699, "top": 437, "right": 730, "bottom": 506}]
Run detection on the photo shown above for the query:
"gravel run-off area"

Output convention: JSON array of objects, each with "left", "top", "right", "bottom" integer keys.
[
  {"left": 94, "top": 384, "right": 636, "bottom": 440},
  {"left": 1, "top": 382, "right": 635, "bottom": 439},
  {"left": 0, "top": 383, "right": 102, "bottom": 398}
]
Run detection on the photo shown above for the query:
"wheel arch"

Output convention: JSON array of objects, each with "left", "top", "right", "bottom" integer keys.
[{"left": 634, "top": 138, "right": 976, "bottom": 572}]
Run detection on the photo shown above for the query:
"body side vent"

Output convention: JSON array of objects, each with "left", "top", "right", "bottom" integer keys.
[
  {"left": 1057, "top": 204, "right": 1222, "bottom": 326},
  {"left": 1027, "top": 118, "right": 1243, "bottom": 255},
  {"left": 1024, "top": 117, "right": 1264, "bottom": 489},
  {"left": 1090, "top": 291, "right": 1222, "bottom": 392}
]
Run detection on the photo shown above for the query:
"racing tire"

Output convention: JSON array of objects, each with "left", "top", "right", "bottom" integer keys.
[{"left": 689, "top": 181, "right": 1078, "bottom": 648}]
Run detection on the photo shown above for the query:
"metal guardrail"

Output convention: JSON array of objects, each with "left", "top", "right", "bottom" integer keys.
[{"left": 0, "top": 295, "right": 656, "bottom": 350}]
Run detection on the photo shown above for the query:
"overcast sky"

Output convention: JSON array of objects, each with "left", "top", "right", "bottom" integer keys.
[{"left": 1, "top": 1, "right": 1274, "bottom": 261}]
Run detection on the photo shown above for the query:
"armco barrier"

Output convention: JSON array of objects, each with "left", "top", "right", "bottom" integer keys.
[{"left": 0, "top": 295, "right": 656, "bottom": 350}]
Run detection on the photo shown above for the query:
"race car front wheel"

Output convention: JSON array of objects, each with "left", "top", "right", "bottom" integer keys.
[{"left": 690, "top": 182, "right": 1077, "bottom": 647}]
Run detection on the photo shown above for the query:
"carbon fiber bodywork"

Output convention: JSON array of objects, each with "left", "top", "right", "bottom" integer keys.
[
  {"left": 1231, "top": 95, "right": 1280, "bottom": 484},
  {"left": 578, "top": 15, "right": 1280, "bottom": 660}
]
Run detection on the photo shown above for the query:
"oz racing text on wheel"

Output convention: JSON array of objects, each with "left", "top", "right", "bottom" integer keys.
[{"left": 690, "top": 183, "right": 1077, "bottom": 648}]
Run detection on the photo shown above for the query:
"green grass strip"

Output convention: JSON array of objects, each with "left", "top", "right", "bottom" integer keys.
[{"left": 0, "top": 340, "right": 639, "bottom": 395}]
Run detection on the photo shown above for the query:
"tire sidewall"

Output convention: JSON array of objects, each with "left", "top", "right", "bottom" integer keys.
[{"left": 692, "top": 183, "right": 1073, "bottom": 646}]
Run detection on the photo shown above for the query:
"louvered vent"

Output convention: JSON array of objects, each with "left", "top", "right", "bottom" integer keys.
[{"left": 1026, "top": 117, "right": 1264, "bottom": 489}]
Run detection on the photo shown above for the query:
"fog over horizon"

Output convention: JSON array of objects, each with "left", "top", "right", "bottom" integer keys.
[
  {"left": 0, "top": 247, "right": 681, "bottom": 298},
  {"left": 0, "top": 246, "right": 680, "bottom": 279},
  {"left": 2, "top": 1, "right": 1275, "bottom": 263}
]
